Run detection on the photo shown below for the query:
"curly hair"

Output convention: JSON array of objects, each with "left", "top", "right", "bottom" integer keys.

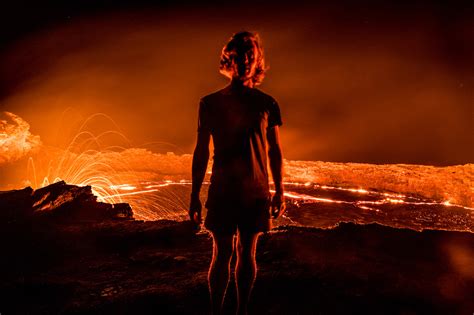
[{"left": 219, "top": 31, "right": 267, "bottom": 86}]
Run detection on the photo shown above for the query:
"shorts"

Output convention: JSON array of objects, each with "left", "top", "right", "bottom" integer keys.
[{"left": 204, "top": 197, "right": 272, "bottom": 235}]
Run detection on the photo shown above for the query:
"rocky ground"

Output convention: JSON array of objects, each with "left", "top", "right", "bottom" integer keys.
[
  {"left": 0, "top": 182, "right": 473, "bottom": 314},
  {"left": 0, "top": 218, "right": 473, "bottom": 314}
]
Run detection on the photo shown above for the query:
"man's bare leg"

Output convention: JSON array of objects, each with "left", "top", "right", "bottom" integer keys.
[
  {"left": 235, "top": 231, "right": 261, "bottom": 315},
  {"left": 208, "top": 232, "right": 235, "bottom": 315}
]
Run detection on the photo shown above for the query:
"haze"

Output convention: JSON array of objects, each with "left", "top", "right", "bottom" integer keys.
[{"left": 1, "top": 2, "right": 472, "bottom": 165}]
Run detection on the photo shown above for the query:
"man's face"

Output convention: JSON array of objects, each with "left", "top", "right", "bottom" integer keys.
[{"left": 232, "top": 44, "right": 258, "bottom": 81}]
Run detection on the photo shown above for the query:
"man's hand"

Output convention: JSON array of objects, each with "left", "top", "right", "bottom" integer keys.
[
  {"left": 189, "top": 194, "right": 203, "bottom": 227},
  {"left": 270, "top": 193, "right": 286, "bottom": 219}
]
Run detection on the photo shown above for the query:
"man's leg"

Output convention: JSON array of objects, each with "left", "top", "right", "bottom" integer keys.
[
  {"left": 209, "top": 232, "right": 235, "bottom": 315},
  {"left": 235, "top": 230, "right": 261, "bottom": 315}
]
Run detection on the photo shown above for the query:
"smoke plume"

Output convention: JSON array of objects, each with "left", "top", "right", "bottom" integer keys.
[{"left": 0, "top": 112, "right": 42, "bottom": 164}]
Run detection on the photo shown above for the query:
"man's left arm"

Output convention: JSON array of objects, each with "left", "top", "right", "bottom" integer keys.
[{"left": 267, "top": 126, "right": 286, "bottom": 218}]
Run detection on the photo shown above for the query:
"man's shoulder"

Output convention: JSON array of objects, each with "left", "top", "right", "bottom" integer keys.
[
  {"left": 201, "top": 87, "right": 227, "bottom": 104},
  {"left": 251, "top": 88, "right": 278, "bottom": 105}
]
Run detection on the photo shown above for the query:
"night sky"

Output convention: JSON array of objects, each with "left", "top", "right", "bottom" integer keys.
[{"left": 1, "top": 0, "right": 473, "bottom": 165}]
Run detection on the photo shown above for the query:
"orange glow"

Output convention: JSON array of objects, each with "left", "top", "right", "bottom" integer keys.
[
  {"left": 0, "top": 112, "right": 41, "bottom": 164},
  {"left": 101, "top": 189, "right": 158, "bottom": 199},
  {"left": 22, "top": 114, "right": 190, "bottom": 221},
  {"left": 0, "top": 7, "right": 471, "bottom": 168},
  {"left": 0, "top": 112, "right": 471, "bottom": 223},
  {"left": 109, "top": 184, "right": 137, "bottom": 191},
  {"left": 272, "top": 185, "right": 474, "bottom": 211}
]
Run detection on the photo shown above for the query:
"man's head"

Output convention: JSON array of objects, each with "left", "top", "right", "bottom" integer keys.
[{"left": 219, "top": 31, "right": 266, "bottom": 86}]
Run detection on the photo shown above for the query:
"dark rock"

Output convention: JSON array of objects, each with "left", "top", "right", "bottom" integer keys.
[
  {"left": 0, "top": 181, "right": 134, "bottom": 221},
  {"left": 0, "top": 218, "right": 473, "bottom": 314},
  {"left": 112, "top": 203, "right": 133, "bottom": 219},
  {"left": 0, "top": 186, "right": 34, "bottom": 220}
]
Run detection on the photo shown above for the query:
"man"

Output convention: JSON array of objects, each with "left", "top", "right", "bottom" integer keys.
[{"left": 189, "top": 31, "right": 285, "bottom": 315}]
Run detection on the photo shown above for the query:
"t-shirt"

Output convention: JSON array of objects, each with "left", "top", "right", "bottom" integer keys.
[{"left": 197, "top": 84, "right": 283, "bottom": 208}]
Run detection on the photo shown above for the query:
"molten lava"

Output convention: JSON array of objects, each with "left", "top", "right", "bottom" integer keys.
[{"left": 0, "top": 113, "right": 472, "bottom": 229}]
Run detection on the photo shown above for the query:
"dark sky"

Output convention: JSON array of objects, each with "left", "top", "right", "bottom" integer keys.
[{"left": 1, "top": 0, "right": 473, "bottom": 165}]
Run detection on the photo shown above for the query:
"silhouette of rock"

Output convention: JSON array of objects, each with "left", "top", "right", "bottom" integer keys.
[
  {"left": 0, "top": 181, "right": 133, "bottom": 221},
  {"left": 0, "top": 186, "right": 34, "bottom": 220}
]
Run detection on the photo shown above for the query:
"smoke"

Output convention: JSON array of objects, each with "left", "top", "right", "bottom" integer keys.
[
  {"left": 0, "top": 4, "right": 472, "bottom": 165},
  {"left": 0, "top": 112, "right": 42, "bottom": 164}
]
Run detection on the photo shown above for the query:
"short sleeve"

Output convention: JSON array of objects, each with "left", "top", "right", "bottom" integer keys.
[
  {"left": 197, "top": 99, "right": 211, "bottom": 133},
  {"left": 267, "top": 99, "right": 283, "bottom": 129}
]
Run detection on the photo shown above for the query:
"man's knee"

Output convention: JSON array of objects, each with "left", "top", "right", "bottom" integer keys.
[
  {"left": 236, "top": 231, "right": 260, "bottom": 259},
  {"left": 212, "top": 233, "right": 235, "bottom": 262}
]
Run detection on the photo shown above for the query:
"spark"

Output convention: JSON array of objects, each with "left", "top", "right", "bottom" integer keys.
[
  {"left": 12, "top": 112, "right": 470, "bottom": 224},
  {"left": 26, "top": 114, "right": 189, "bottom": 221}
]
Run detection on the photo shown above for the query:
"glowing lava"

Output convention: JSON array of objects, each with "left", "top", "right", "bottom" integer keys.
[{"left": 1, "top": 112, "right": 471, "bottom": 227}]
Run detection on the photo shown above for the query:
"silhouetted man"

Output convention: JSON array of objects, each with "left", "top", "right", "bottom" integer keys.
[{"left": 189, "top": 31, "right": 285, "bottom": 315}]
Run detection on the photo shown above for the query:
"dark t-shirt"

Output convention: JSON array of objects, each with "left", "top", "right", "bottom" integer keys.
[{"left": 198, "top": 84, "right": 283, "bottom": 208}]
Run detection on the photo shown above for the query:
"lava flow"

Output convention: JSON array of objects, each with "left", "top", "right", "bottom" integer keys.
[{"left": 1, "top": 112, "right": 472, "bottom": 229}]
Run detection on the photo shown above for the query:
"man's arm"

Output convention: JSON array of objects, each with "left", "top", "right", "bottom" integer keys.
[
  {"left": 267, "top": 126, "right": 285, "bottom": 218},
  {"left": 189, "top": 130, "right": 211, "bottom": 224}
]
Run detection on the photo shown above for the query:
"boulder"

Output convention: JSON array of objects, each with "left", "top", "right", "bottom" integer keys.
[{"left": 0, "top": 181, "right": 134, "bottom": 221}]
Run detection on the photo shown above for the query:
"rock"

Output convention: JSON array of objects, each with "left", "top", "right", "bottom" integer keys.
[
  {"left": 0, "top": 218, "right": 473, "bottom": 314},
  {"left": 0, "top": 186, "right": 34, "bottom": 220},
  {"left": 0, "top": 181, "right": 134, "bottom": 221},
  {"left": 112, "top": 203, "right": 133, "bottom": 219}
]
